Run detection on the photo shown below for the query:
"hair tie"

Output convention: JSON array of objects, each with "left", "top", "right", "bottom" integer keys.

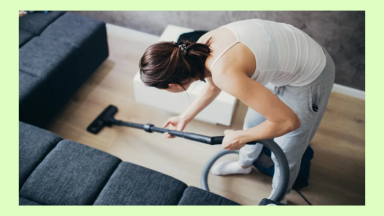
[{"left": 178, "top": 44, "right": 187, "bottom": 55}]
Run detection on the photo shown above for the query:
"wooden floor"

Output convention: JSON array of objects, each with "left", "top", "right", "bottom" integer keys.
[{"left": 46, "top": 24, "right": 365, "bottom": 205}]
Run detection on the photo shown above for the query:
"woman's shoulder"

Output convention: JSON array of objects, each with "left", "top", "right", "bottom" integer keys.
[
  {"left": 200, "top": 28, "right": 237, "bottom": 64},
  {"left": 209, "top": 43, "right": 255, "bottom": 79},
  {"left": 202, "top": 28, "right": 255, "bottom": 76}
]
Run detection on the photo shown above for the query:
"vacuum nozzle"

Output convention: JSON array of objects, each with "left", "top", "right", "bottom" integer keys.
[{"left": 87, "top": 105, "right": 118, "bottom": 134}]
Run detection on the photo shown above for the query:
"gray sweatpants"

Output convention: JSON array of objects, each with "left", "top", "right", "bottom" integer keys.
[{"left": 238, "top": 47, "right": 335, "bottom": 195}]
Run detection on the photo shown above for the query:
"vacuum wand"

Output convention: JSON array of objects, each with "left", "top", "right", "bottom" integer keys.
[
  {"left": 115, "top": 119, "right": 224, "bottom": 144},
  {"left": 87, "top": 105, "right": 224, "bottom": 145}
]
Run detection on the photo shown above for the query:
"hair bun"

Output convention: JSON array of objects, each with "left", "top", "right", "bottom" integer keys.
[{"left": 139, "top": 38, "right": 212, "bottom": 89}]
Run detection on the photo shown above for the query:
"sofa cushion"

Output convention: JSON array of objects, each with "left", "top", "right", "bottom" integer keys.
[
  {"left": 178, "top": 186, "right": 240, "bottom": 205},
  {"left": 19, "top": 197, "right": 41, "bottom": 205},
  {"left": 19, "top": 122, "right": 62, "bottom": 189},
  {"left": 20, "top": 140, "right": 121, "bottom": 205},
  {"left": 19, "top": 37, "right": 79, "bottom": 80},
  {"left": 18, "top": 37, "right": 81, "bottom": 126},
  {"left": 94, "top": 162, "right": 187, "bottom": 205},
  {"left": 41, "top": 12, "right": 109, "bottom": 74},
  {"left": 19, "top": 35, "right": 83, "bottom": 124},
  {"left": 19, "top": 11, "right": 65, "bottom": 35},
  {"left": 19, "top": 29, "right": 34, "bottom": 47},
  {"left": 42, "top": 13, "right": 106, "bottom": 48}
]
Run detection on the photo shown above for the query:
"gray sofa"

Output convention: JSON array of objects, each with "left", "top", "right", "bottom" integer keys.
[
  {"left": 19, "top": 122, "right": 239, "bottom": 205},
  {"left": 19, "top": 11, "right": 109, "bottom": 127},
  {"left": 18, "top": 12, "right": 241, "bottom": 205}
]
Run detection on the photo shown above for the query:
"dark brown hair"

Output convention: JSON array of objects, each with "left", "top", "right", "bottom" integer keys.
[{"left": 139, "top": 38, "right": 212, "bottom": 89}]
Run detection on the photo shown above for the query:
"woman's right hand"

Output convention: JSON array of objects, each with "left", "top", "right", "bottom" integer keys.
[{"left": 162, "top": 116, "right": 189, "bottom": 138}]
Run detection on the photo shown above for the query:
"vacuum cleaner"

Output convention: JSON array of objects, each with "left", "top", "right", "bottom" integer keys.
[{"left": 87, "top": 105, "right": 290, "bottom": 205}]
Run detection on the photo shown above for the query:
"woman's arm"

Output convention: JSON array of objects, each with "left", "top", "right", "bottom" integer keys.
[
  {"left": 213, "top": 69, "right": 301, "bottom": 150},
  {"left": 162, "top": 77, "right": 221, "bottom": 138},
  {"left": 180, "top": 77, "right": 221, "bottom": 122}
]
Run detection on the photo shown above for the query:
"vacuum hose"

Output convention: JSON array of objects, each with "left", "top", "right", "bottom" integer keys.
[
  {"left": 200, "top": 139, "right": 289, "bottom": 203},
  {"left": 114, "top": 120, "right": 289, "bottom": 202}
]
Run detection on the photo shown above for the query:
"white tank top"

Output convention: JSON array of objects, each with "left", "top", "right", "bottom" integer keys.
[{"left": 210, "top": 19, "right": 326, "bottom": 87}]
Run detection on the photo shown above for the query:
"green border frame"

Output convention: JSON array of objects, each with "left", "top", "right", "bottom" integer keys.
[{"left": 3, "top": 0, "right": 377, "bottom": 214}]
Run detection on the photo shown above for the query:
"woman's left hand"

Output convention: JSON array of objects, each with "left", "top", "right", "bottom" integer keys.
[{"left": 222, "top": 130, "right": 246, "bottom": 150}]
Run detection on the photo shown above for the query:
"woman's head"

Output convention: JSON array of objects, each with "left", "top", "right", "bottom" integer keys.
[{"left": 139, "top": 39, "right": 212, "bottom": 92}]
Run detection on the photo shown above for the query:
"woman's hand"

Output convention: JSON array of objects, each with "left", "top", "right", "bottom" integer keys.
[
  {"left": 162, "top": 116, "right": 189, "bottom": 138},
  {"left": 222, "top": 130, "right": 247, "bottom": 150}
]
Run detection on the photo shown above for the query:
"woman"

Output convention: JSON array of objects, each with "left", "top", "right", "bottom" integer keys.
[{"left": 139, "top": 19, "right": 335, "bottom": 203}]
